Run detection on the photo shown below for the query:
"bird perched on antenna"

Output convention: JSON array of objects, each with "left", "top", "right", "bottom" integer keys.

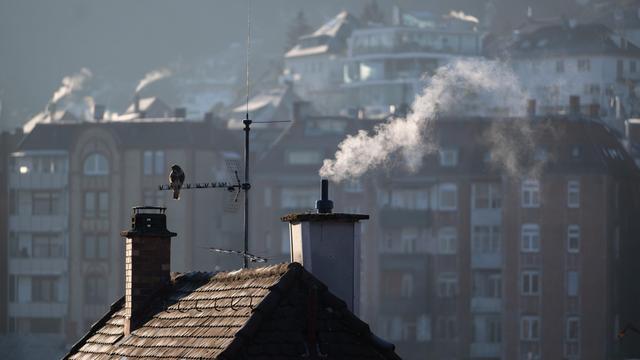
[{"left": 169, "top": 165, "right": 185, "bottom": 199}]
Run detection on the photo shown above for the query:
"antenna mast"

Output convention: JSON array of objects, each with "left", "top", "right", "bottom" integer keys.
[{"left": 242, "top": 0, "right": 252, "bottom": 269}]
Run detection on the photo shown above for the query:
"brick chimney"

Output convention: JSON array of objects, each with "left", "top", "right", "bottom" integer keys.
[
  {"left": 120, "top": 206, "right": 176, "bottom": 335},
  {"left": 281, "top": 179, "right": 368, "bottom": 314},
  {"left": 526, "top": 99, "right": 536, "bottom": 117},
  {"left": 569, "top": 95, "right": 581, "bottom": 116}
]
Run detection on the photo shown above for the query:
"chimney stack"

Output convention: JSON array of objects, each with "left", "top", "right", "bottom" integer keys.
[
  {"left": 569, "top": 95, "right": 581, "bottom": 116},
  {"left": 133, "top": 93, "right": 141, "bottom": 114},
  {"left": 120, "top": 207, "right": 176, "bottom": 335},
  {"left": 94, "top": 104, "right": 105, "bottom": 122},
  {"left": 293, "top": 101, "right": 311, "bottom": 122},
  {"left": 526, "top": 99, "right": 536, "bottom": 117},
  {"left": 47, "top": 102, "right": 57, "bottom": 121},
  {"left": 174, "top": 107, "right": 186, "bottom": 119},
  {"left": 282, "top": 179, "right": 368, "bottom": 313}
]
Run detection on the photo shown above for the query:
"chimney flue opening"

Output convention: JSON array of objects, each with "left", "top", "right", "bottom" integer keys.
[{"left": 316, "top": 179, "right": 334, "bottom": 214}]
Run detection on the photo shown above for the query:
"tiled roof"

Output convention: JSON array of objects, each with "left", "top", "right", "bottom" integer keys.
[{"left": 65, "top": 263, "right": 400, "bottom": 360}]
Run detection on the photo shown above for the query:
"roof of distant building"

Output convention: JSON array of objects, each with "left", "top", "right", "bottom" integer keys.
[
  {"left": 285, "top": 11, "right": 359, "bottom": 58},
  {"left": 23, "top": 109, "right": 80, "bottom": 133},
  {"left": 17, "top": 120, "right": 239, "bottom": 152},
  {"left": 64, "top": 262, "right": 400, "bottom": 360},
  {"left": 508, "top": 22, "right": 640, "bottom": 58},
  {"left": 123, "top": 96, "right": 173, "bottom": 118}
]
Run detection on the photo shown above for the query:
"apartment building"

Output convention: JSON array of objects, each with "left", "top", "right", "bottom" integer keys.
[
  {"left": 284, "top": 11, "right": 360, "bottom": 114},
  {"left": 342, "top": 11, "right": 483, "bottom": 116},
  {"left": 5, "top": 118, "right": 240, "bottom": 343},
  {"left": 368, "top": 117, "right": 640, "bottom": 359},
  {"left": 0, "top": 129, "right": 24, "bottom": 334},
  {"left": 249, "top": 102, "right": 640, "bottom": 359},
  {"left": 506, "top": 22, "right": 640, "bottom": 131}
]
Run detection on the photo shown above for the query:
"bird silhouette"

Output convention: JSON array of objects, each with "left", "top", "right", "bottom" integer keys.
[{"left": 169, "top": 164, "right": 185, "bottom": 200}]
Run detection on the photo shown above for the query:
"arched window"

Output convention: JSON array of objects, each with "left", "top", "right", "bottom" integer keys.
[{"left": 83, "top": 153, "right": 109, "bottom": 176}]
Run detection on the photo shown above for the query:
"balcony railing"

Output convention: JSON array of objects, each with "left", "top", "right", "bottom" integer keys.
[
  {"left": 470, "top": 342, "right": 501, "bottom": 358},
  {"left": 379, "top": 207, "right": 432, "bottom": 228},
  {"left": 470, "top": 297, "right": 502, "bottom": 313}
]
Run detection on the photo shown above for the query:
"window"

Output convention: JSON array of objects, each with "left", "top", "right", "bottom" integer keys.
[
  {"left": 83, "top": 153, "right": 109, "bottom": 176},
  {"left": 84, "top": 234, "right": 109, "bottom": 260},
  {"left": 438, "top": 227, "right": 457, "bottom": 254},
  {"left": 32, "top": 276, "right": 59, "bottom": 302},
  {"left": 439, "top": 149, "right": 458, "bottom": 167},
  {"left": 577, "top": 59, "right": 590, "bottom": 72},
  {"left": 472, "top": 183, "right": 502, "bottom": 209},
  {"left": 32, "top": 234, "right": 64, "bottom": 258},
  {"left": 521, "top": 271, "right": 540, "bottom": 295},
  {"left": 521, "top": 224, "right": 540, "bottom": 252},
  {"left": 473, "top": 271, "right": 502, "bottom": 298},
  {"left": 566, "top": 317, "right": 580, "bottom": 341},
  {"left": 32, "top": 192, "right": 61, "bottom": 215},
  {"left": 438, "top": 183, "right": 457, "bottom": 211},
  {"left": 416, "top": 315, "right": 431, "bottom": 342},
  {"left": 390, "top": 189, "right": 428, "bottom": 209},
  {"left": 85, "top": 276, "right": 107, "bottom": 304},
  {"left": 473, "top": 316, "right": 502, "bottom": 343},
  {"left": 567, "top": 271, "right": 579, "bottom": 297},
  {"left": 521, "top": 179, "right": 540, "bottom": 208},
  {"left": 437, "top": 273, "right": 458, "bottom": 298},
  {"left": 556, "top": 60, "right": 565, "bottom": 73},
  {"left": 567, "top": 181, "right": 580, "bottom": 208},
  {"left": 521, "top": 316, "right": 540, "bottom": 340},
  {"left": 143, "top": 150, "right": 165, "bottom": 175},
  {"left": 631, "top": 60, "right": 637, "bottom": 73},
  {"left": 281, "top": 188, "right": 316, "bottom": 209},
  {"left": 401, "top": 228, "right": 418, "bottom": 253},
  {"left": 472, "top": 225, "right": 501, "bottom": 254},
  {"left": 84, "top": 192, "right": 109, "bottom": 219},
  {"left": 436, "top": 316, "right": 457, "bottom": 340},
  {"left": 567, "top": 225, "right": 580, "bottom": 253},
  {"left": 286, "top": 150, "right": 322, "bottom": 165},
  {"left": 401, "top": 273, "right": 414, "bottom": 298}
]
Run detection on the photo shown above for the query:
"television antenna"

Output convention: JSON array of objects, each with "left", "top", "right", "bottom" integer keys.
[{"left": 158, "top": 0, "right": 290, "bottom": 268}]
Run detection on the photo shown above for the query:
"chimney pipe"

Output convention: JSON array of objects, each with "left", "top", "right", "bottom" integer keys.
[
  {"left": 120, "top": 206, "right": 176, "bottom": 335},
  {"left": 47, "top": 102, "right": 57, "bottom": 122},
  {"left": 174, "top": 107, "right": 186, "bottom": 119},
  {"left": 527, "top": 99, "right": 536, "bottom": 117},
  {"left": 569, "top": 95, "right": 580, "bottom": 116},
  {"left": 134, "top": 94, "right": 141, "bottom": 114},
  {"left": 316, "top": 179, "right": 334, "bottom": 214},
  {"left": 282, "top": 180, "right": 369, "bottom": 314},
  {"left": 94, "top": 104, "right": 105, "bottom": 122},
  {"left": 293, "top": 101, "right": 311, "bottom": 122}
]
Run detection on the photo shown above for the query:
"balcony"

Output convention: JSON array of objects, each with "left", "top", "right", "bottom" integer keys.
[
  {"left": 9, "top": 302, "right": 67, "bottom": 318},
  {"left": 470, "top": 342, "right": 501, "bottom": 358},
  {"left": 9, "top": 258, "right": 67, "bottom": 275},
  {"left": 10, "top": 173, "right": 68, "bottom": 189},
  {"left": 471, "top": 253, "right": 502, "bottom": 269},
  {"left": 379, "top": 207, "right": 432, "bottom": 228},
  {"left": 9, "top": 215, "right": 68, "bottom": 232},
  {"left": 471, "top": 297, "right": 502, "bottom": 313}
]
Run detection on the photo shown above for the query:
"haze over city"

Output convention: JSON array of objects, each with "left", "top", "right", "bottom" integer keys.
[{"left": 1, "top": 1, "right": 640, "bottom": 359}]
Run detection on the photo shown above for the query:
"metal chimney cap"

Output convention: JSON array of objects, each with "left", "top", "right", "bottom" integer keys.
[{"left": 316, "top": 179, "right": 333, "bottom": 214}]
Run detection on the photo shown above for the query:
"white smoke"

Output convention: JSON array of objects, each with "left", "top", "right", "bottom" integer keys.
[
  {"left": 135, "top": 68, "right": 172, "bottom": 93},
  {"left": 320, "top": 59, "right": 534, "bottom": 182},
  {"left": 51, "top": 68, "right": 93, "bottom": 104},
  {"left": 83, "top": 96, "right": 95, "bottom": 120}
]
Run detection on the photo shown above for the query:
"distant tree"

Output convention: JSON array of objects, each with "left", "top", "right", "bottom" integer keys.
[
  {"left": 361, "top": 0, "right": 384, "bottom": 25},
  {"left": 286, "top": 10, "right": 312, "bottom": 51}
]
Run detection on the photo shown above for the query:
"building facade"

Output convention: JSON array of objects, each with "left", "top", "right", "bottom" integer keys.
[
  {"left": 249, "top": 108, "right": 640, "bottom": 360},
  {"left": 5, "top": 119, "right": 240, "bottom": 343}
]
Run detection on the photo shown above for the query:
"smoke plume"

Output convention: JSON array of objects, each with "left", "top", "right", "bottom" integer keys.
[
  {"left": 135, "top": 68, "right": 172, "bottom": 93},
  {"left": 320, "top": 59, "right": 530, "bottom": 182},
  {"left": 51, "top": 68, "right": 93, "bottom": 104},
  {"left": 83, "top": 96, "right": 95, "bottom": 120}
]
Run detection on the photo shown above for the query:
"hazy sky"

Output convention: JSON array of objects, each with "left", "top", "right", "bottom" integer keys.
[{"left": 0, "top": 0, "right": 582, "bottom": 130}]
